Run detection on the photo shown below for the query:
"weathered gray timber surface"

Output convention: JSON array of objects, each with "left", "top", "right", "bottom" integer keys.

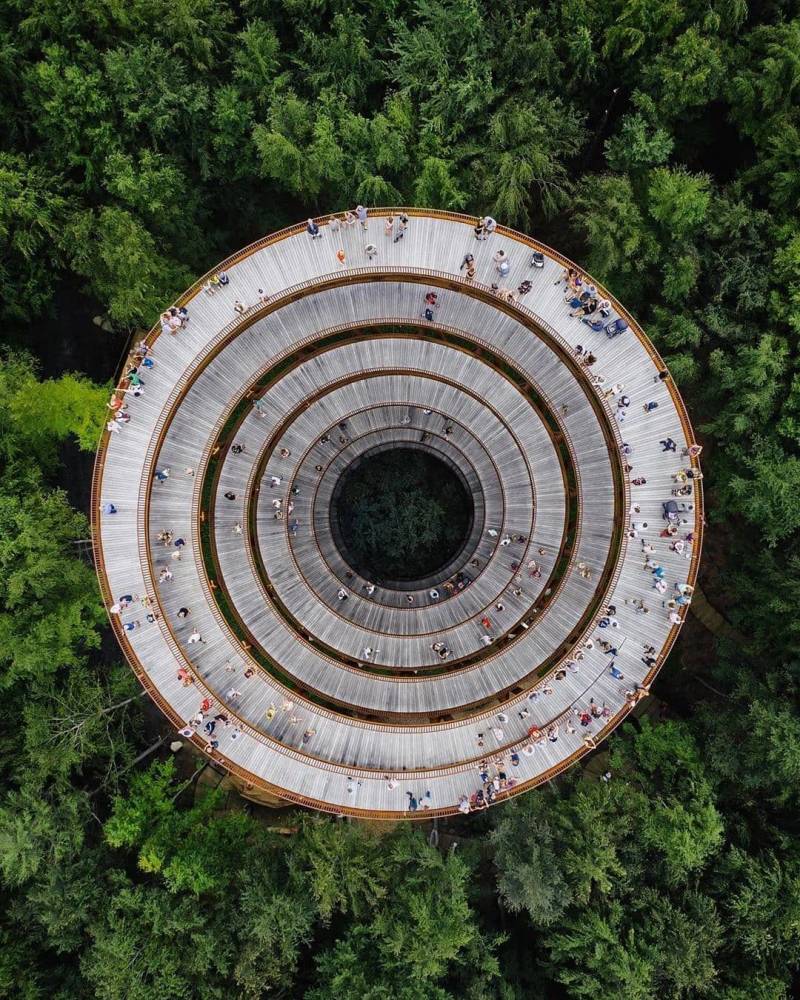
[{"left": 93, "top": 211, "right": 702, "bottom": 816}]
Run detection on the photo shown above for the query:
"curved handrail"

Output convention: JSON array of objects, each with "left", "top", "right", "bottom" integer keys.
[{"left": 89, "top": 211, "right": 702, "bottom": 817}]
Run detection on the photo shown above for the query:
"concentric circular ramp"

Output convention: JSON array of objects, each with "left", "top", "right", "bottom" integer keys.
[{"left": 92, "top": 209, "right": 703, "bottom": 817}]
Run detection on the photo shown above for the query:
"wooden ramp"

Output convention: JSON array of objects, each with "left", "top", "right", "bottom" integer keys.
[{"left": 92, "top": 210, "right": 703, "bottom": 817}]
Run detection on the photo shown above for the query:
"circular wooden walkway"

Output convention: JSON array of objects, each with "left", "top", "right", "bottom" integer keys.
[{"left": 92, "top": 210, "right": 703, "bottom": 816}]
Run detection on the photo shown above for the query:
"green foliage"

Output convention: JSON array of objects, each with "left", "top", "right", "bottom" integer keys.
[
  {"left": 23, "top": 44, "right": 113, "bottom": 187},
  {"left": 576, "top": 173, "right": 659, "bottom": 300},
  {"left": 772, "top": 230, "right": 800, "bottom": 335},
  {"left": 102, "top": 40, "right": 210, "bottom": 147},
  {"left": 64, "top": 207, "right": 194, "bottom": 328},
  {"left": 605, "top": 105, "right": 674, "bottom": 173},
  {"left": 549, "top": 890, "right": 722, "bottom": 999},
  {"left": 307, "top": 826, "right": 496, "bottom": 998},
  {"left": 648, "top": 166, "right": 711, "bottom": 238},
  {"left": 613, "top": 720, "right": 725, "bottom": 882},
  {"left": 1, "top": 350, "right": 107, "bottom": 458},
  {"left": 728, "top": 20, "right": 800, "bottom": 133},
  {"left": 252, "top": 92, "right": 346, "bottom": 201},
  {"left": 387, "top": 0, "right": 493, "bottom": 141},
  {"left": 717, "top": 847, "right": 800, "bottom": 967},
  {"left": 0, "top": 152, "right": 70, "bottom": 320},
  {"left": 19, "top": 663, "right": 141, "bottom": 790},
  {"left": 483, "top": 98, "right": 586, "bottom": 224},
  {"left": 337, "top": 449, "right": 472, "bottom": 579},
  {"left": 207, "top": 83, "right": 257, "bottom": 180},
  {"left": 298, "top": 12, "right": 378, "bottom": 101},
  {"left": 294, "top": 815, "right": 389, "bottom": 921},
  {"left": 724, "top": 437, "right": 800, "bottom": 546},
  {"left": 232, "top": 882, "right": 316, "bottom": 996},
  {"left": 548, "top": 903, "right": 657, "bottom": 999},
  {"left": 154, "top": 0, "right": 235, "bottom": 72},
  {"left": 22, "top": 850, "right": 106, "bottom": 955},
  {"left": 106, "top": 758, "right": 257, "bottom": 894},
  {"left": 642, "top": 27, "right": 726, "bottom": 117},
  {"left": 491, "top": 722, "right": 729, "bottom": 994},
  {"left": 0, "top": 787, "right": 87, "bottom": 889},
  {"left": 2, "top": 0, "right": 800, "bottom": 996},
  {"left": 104, "top": 759, "right": 178, "bottom": 850},
  {"left": 0, "top": 346, "right": 144, "bottom": 982},
  {"left": 97, "top": 808, "right": 501, "bottom": 998},
  {"left": 414, "top": 156, "right": 467, "bottom": 210},
  {"left": 491, "top": 806, "right": 567, "bottom": 925},
  {"left": 602, "top": 0, "right": 686, "bottom": 60},
  {"left": 0, "top": 786, "right": 103, "bottom": 960},
  {"left": 81, "top": 880, "right": 236, "bottom": 1000},
  {"left": 0, "top": 488, "right": 104, "bottom": 689},
  {"left": 102, "top": 150, "right": 191, "bottom": 230},
  {"left": 703, "top": 684, "right": 800, "bottom": 806},
  {"left": 373, "top": 831, "right": 479, "bottom": 978},
  {"left": 232, "top": 19, "right": 281, "bottom": 104},
  {"left": 10, "top": 372, "right": 107, "bottom": 452}
]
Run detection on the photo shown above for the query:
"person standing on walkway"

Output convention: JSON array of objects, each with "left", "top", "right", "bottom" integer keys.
[
  {"left": 394, "top": 213, "right": 408, "bottom": 242},
  {"left": 356, "top": 204, "right": 368, "bottom": 230},
  {"left": 494, "top": 249, "right": 510, "bottom": 277}
]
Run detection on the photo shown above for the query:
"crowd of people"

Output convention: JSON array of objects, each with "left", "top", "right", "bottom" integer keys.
[
  {"left": 105, "top": 338, "right": 155, "bottom": 431},
  {"left": 557, "top": 266, "right": 612, "bottom": 326},
  {"left": 99, "top": 205, "right": 703, "bottom": 814},
  {"left": 301, "top": 206, "right": 412, "bottom": 267}
]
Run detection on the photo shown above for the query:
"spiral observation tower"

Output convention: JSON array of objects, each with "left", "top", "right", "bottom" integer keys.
[{"left": 92, "top": 210, "right": 703, "bottom": 817}]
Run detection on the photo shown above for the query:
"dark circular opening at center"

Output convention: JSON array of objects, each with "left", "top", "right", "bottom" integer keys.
[{"left": 332, "top": 447, "right": 474, "bottom": 585}]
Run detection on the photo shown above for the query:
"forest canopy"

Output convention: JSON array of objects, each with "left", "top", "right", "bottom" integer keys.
[{"left": 2, "top": 0, "right": 800, "bottom": 997}]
